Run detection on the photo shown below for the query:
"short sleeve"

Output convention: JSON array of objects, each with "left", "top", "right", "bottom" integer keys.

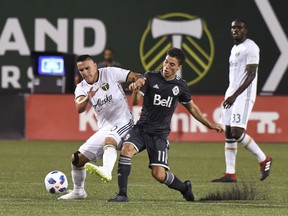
[
  {"left": 246, "top": 43, "right": 260, "bottom": 65},
  {"left": 74, "top": 83, "right": 87, "bottom": 100},
  {"left": 179, "top": 82, "right": 192, "bottom": 104},
  {"left": 108, "top": 67, "right": 130, "bottom": 83}
]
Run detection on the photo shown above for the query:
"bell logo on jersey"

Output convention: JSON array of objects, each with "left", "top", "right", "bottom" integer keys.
[{"left": 153, "top": 94, "right": 173, "bottom": 107}]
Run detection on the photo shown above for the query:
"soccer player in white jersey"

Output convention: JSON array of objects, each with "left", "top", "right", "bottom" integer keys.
[
  {"left": 58, "top": 55, "right": 142, "bottom": 200},
  {"left": 212, "top": 19, "right": 272, "bottom": 183}
]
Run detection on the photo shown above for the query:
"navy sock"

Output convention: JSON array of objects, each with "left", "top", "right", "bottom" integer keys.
[
  {"left": 164, "top": 173, "right": 186, "bottom": 192},
  {"left": 117, "top": 155, "right": 131, "bottom": 197}
]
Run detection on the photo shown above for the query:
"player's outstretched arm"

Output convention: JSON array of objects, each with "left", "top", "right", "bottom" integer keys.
[
  {"left": 128, "top": 73, "right": 146, "bottom": 106},
  {"left": 127, "top": 72, "right": 144, "bottom": 83},
  {"left": 75, "top": 87, "right": 98, "bottom": 113},
  {"left": 131, "top": 89, "right": 142, "bottom": 106},
  {"left": 183, "top": 101, "right": 223, "bottom": 133}
]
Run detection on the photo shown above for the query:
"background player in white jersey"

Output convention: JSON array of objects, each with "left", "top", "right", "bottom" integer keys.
[
  {"left": 58, "top": 55, "right": 141, "bottom": 200},
  {"left": 212, "top": 19, "right": 272, "bottom": 183},
  {"left": 100, "top": 47, "right": 223, "bottom": 202}
]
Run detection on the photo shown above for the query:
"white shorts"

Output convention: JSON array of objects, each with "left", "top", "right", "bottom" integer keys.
[
  {"left": 78, "top": 119, "right": 133, "bottom": 162},
  {"left": 220, "top": 99, "right": 254, "bottom": 129}
]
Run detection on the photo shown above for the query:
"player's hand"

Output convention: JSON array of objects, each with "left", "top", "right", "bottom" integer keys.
[
  {"left": 129, "top": 77, "right": 146, "bottom": 91},
  {"left": 223, "top": 95, "right": 236, "bottom": 109},
  {"left": 210, "top": 124, "right": 224, "bottom": 133},
  {"left": 87, "top": 86, "right": 99, "bottom": 100}
]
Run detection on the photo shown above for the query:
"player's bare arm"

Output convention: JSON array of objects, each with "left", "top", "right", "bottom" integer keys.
[
  {"left": 128, "top": 73, "right": 146, "bottom": 106},
  {"left": 183, "top": 101, "right": 223, "bottom": 133},
  {"left": 75, "top": 87, "right": 98, "bottom": 113},
  {"left": 126, "top": 71, "right": 144, "bottom": 83},
  {"left": 130, "top": 89, "right": 142, "bottom": 106},
  {"left": 223, "top": 64, "right": 257, "bottom": 109}
]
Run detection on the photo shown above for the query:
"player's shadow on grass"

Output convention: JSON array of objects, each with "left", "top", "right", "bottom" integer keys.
[{"left": 200, "top": 183, "right": 267, "bottom": 201}]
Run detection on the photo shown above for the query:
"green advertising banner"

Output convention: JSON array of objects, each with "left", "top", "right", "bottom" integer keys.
[{"left": 0, "top": 0, "right": 287, "bottom": 94}]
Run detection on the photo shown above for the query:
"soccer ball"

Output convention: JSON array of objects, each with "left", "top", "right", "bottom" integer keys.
[{"left": 44, "top": 170, "right": 68, "bottom": 194}]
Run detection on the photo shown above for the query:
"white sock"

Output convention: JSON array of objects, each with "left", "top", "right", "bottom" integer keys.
[
  {"left": 102, "top": 145, "right": 117, "bottom": 174},
  {"left": 225, "top": 139, "right": 237, "bottom": 174},
  {"left": 71, "top": 165, "right": 86, "bottom": 194},
  {"left": 237, "top": 133, "right": 266, "bottom": 162}
]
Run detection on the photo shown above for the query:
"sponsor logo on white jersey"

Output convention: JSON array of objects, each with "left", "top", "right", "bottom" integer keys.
[
  {"left": 153, "top": 94, "right": 173, "bottom": 107},
  {"left": 92, "top": 94, "right": 113, "bottom": 111}
]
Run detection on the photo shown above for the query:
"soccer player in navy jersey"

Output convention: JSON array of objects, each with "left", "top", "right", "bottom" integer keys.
[{"left": 104, "top": 47, "right": 223, "bottom": 202}]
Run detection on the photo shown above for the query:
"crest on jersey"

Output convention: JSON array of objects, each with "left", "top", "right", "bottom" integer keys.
[
  {"left": 101, "top": 83, "right": 109, "bottom": 91},
  {"left": 235, "top": 52, "right": 240, "bottom": 57},
  {"left": 172, "top": 86, "right": 179, "bottom": 96}
]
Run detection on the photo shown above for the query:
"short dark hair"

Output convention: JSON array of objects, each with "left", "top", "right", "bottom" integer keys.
[
  {"left": 104, "top": 47, "right": 114, "bottom": 53},
  {"left": 76, "top": 55, "right": 94, "bottom": 63},
  {"left": 233, "top": 18, "right": 247, "bottom": 28},
  {"left": 167, "top": 47, "right": 186, "bottom": 65}
]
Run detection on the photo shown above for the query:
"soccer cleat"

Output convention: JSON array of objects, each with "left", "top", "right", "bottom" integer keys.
[
  {"left": 107, "top": 194, "right": 129, "bottom": 202},
  {"left": 85, "top": 163, "right": 112, "bottom": 183},
  {"left": 212, "top": 173, "right": 237, "bottom": 183},
  {"left": 57, "top": 190, "right": 87, "bottom": 200},
  {"left": 181, "top": 180, "right": 195, "bottom": 201},
  {"left": 259, "top": 156, "right": 272, "bottom": 181}
]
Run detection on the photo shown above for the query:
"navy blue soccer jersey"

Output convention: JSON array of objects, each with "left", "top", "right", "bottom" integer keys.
[{"left": 137, "top": 70, "right": 192, "bottom": 136}]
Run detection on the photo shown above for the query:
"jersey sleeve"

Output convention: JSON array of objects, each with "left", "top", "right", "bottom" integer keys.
[
  {"left": 179, "top": 82, "right": 192, "bottom": 104},
  {"left": 108, "top": 67, "right": 131, "bottom": 83},
  {"left": 246, "top": 43, "right": 260, "bottom": 65},
  {"left": 74, "top": 83, "right": 87, "bottom": 100}
]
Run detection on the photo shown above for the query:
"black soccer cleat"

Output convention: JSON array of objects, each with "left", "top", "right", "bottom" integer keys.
[
  {"left": 212, "top": 173, "right": 237, "bottom": 183},
  {"left": 181, "top": 180, "right": 195, "bottom": 201},
  {"left": 259, "top": 156, "right": 272, "bottom": 181},
  {"left": 107, "top": 194, "right": 129, "bottom": 202}
]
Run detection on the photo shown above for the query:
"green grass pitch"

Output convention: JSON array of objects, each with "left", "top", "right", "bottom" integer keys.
[{"left": 0, "top": 140, "right": 287, "bottom": 215}]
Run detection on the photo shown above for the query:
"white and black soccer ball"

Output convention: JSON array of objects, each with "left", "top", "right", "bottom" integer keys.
[{"left": 44, "top": 170, "right": 68, "bottom": 194}]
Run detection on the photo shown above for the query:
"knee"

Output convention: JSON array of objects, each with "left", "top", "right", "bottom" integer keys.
[
  {"left": 230, "top": 128, "right": 244, "bottom": 140},
  {"left": 104, "top": 137, "right": 117, "bottom": 148},
  {"left": 121, "top": 144, "right": 136, "bottom": 157},
  {"left": 71, "top": 151, "right": 88, "bottom": 167},
  {"left": 151, "top": 168, "right": 166, "bottom": 182}
]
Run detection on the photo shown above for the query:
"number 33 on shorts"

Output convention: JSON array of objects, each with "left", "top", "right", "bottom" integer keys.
[{"left": 232, "top": 114, "right": 241, "bottom": 123}]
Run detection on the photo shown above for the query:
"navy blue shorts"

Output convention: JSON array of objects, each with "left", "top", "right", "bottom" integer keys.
[{"left": 123, "top": 125, "right": 170, "bottom": 170}]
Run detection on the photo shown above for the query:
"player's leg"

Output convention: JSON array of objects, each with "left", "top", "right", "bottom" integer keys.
[
  {"left": 148, "top": 136, "right": 194, "bottom": 201},
  {"left": 212, "top": 125, "right": 238, "bottom": 182},
  {"left": 85, "top": 136, "right": 116, "bottom": 182},
  {"left": 59, "top": 131, "right": 106, "bottom": 200},
  {"left": 85, "top": 119, "right": 133, "bottom": 182},
  {"left": 58, "top": 151, "right": 89, "bottom": 200},
  {"left": 233, "top": 126, "right": 272, "bottom": 181},
  {"left": 212, "top": 106, "right": 237, "bottom": 182},
  {"left": 107, "top": 143, "right": 137, "bottom": 202},
  {"left": 151, "top": 166, "right": 194, "bottom": 201},
  {"left": 231, "top": 99, "right": 271, "bottom": 180},
  {"left": 231, "top": 99, "right": 272, "bottom": 180},
  {"left": 108, "top": 125, "right": 145, "bottom": 202}
]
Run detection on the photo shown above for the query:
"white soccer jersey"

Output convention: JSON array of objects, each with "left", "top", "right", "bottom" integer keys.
[
  {"left": 225, "top": 39, "right": 259, "bottom": 102},
  {"left": 75, "top": 67, "right": 133, "bottom": 129}
]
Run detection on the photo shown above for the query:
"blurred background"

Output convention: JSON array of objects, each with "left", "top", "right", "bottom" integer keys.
[{"left": 0, "top": 0, "right": 287, "bottom": 142}]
